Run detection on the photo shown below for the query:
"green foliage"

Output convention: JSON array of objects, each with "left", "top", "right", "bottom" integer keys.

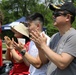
[
  {"left": 1, "top": 0, "right": 76, "bottom": 39},
  {"left": 0, "top": 0, "right": 41, "bottom": 24}
]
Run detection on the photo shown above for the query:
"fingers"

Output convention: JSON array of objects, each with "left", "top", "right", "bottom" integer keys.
[
  {"left": 42, "top": 33, "right": 47, "bottom": 42},
  {"left": 30, "top": 32, "right": 36, "bottom": 42},
  {"left": 4, "top": 36, "right": 11, "bottom": 41},
  {"left": 19, "top": 42, "right": 24, "bottom": 49},
  {"left": 30, "top": 30, "right": 41, "bottom": 41},
  {"left": 12, "top": 38, "right": 18, "bottom": 47},
  {"left": 17, "top": 39, "right": 24, "bottom": 48},
  {"left": 42, "top": 33, "right": 45, "bottom": 37},
  {"left": 6, "top": 44, "right": 10, "bottom": 49},
  {"left": 30, "top": 30, "right": 47, "bottom": 47},
  {"left": 12, "top": 38, "right": 24, "bottom": 51},
  {"left": 4, "top": 36, "right": 11, "bottom": 43},
  {"left": 4, "top": 36, "right": 12, "bottom": 47}
]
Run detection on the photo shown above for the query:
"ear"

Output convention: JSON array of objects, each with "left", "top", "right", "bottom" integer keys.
[
  {"left": 66, "top": 14, "right": 71, "bottom": 22},
  {"left": 37, "top": 24, "right": 40, "bottom": 30},
  {"left": 37, "top": 24, "right": 40, "bottom": 27}
]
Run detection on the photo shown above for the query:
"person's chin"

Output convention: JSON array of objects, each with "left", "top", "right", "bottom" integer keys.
[{"left": 53, "top": 22, "right": 57, "bottom": 26}]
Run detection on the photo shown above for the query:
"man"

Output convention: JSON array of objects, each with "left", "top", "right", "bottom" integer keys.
[
  {"left": 12, "top": 13, "right": 51, "bottom": 75},
  {"left": 30, "top": 2, "right": 76, "bottom": 75},
  {"left": 0, "top": 10, "right": 4, "bottom": 67}
]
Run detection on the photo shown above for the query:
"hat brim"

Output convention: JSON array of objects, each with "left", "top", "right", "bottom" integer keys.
[
  {"left": 49, "top": 3, "right": 61, "bottom": 11},
  {"left": 11, "top": 26, "right": 18, "bottom": 34},
  {"left": 11, "top": 24, "right": 29, "bottom": 38}
]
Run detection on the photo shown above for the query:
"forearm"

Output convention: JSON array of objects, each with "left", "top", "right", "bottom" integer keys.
[
  {"left": 23, "top": 52, "right": 42, "bottom": 68},
  {"left": 5, "top": 49, "right": 12, "bottom": 60},
  {"left": 38, "top": 50, "right": 49, "bottom": 65},
  {"left": 41, "top": 43, "right": 73, "bottom": 69},
  {"left": 22, "top": 56, "right": 30, "bottom": 66},
  {"left": 11, "top": 49, "right": 22, "bottom": 63}
]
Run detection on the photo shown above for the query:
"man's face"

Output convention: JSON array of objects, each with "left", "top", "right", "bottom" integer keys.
[
  {"left": 28, "top": 21, "right": 38, "bottom": 33},
  {"left": 52, "top": 10, "right": 69, "bottom": 27}
]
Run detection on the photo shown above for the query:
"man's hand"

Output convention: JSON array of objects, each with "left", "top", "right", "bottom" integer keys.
[{"left": 30, "top": 30, "right": 47, "bottom": 49}]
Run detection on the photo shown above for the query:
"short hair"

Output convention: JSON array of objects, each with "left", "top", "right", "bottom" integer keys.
[
  {"left": 70, "top": 16, "right": 75, "bottom": 24},
  {"left": 27, "top": 13, "right": 44, "bottom": 26}
]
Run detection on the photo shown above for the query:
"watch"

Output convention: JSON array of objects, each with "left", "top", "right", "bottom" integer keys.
[{"left": 20, "top": 50, "right": 26, "bottom": 56}]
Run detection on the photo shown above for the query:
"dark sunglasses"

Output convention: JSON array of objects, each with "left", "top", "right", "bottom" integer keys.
[{"left": 53, "top": 11, "right": 69, "bottom": 18}]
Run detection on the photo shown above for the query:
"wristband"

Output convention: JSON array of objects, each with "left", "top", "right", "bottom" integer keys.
[{"left": 20, "top": 50, "right": 26, "bottom": 56}]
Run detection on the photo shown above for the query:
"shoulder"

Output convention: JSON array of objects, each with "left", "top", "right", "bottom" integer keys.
[{"left": 51, "top": 32, "right": 59, "bottom": 40}]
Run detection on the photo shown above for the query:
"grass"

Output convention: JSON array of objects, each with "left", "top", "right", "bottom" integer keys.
[
  {"left": 2, "top": 43, "right": 6, "bottom": 48},
  {"left": 2, "top": 43, "right": 6, "bottom": 59}
]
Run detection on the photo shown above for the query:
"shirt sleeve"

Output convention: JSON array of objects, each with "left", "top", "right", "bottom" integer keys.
[{"left": 62, "top": 34, "right": 76, "bottom": 57}]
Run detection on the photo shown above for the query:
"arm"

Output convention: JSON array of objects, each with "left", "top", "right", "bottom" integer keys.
[
  {"left": 5, "top": 48, "right": 12, "bottom": 60},
  {"left": 23, "top": 50, "right": 48, "bottom": 69},
  {"left": 10, "top": 49, "right": 23, "bottom": 63},
  {"left": 12, "top": 40, "right": 30, "bottom": 66},
  {"left": 40, "top": 44, "right": 74, "bottom": 69},
  {"left": 5, "top": 48, "right": 23, "bottom": 63},
  {"left": 30, "top": 30, "right": 74, "bottom": 70},
  {"left": 4, "top": 36, "right": 23, "bottom": 63},
  {"left": 4, "top": 36, "right": 12, "bottom": 60},
  {"left": 12, "top": 40, "right": 48, "bottom": 68}
]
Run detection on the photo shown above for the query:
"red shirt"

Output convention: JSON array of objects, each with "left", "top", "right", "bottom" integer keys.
[
  {"left": 9, "top": 42, "right": 30, "bottom": 75},
  {"left": 0, "top": 39, "right": 3, "bottom": 66}
]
